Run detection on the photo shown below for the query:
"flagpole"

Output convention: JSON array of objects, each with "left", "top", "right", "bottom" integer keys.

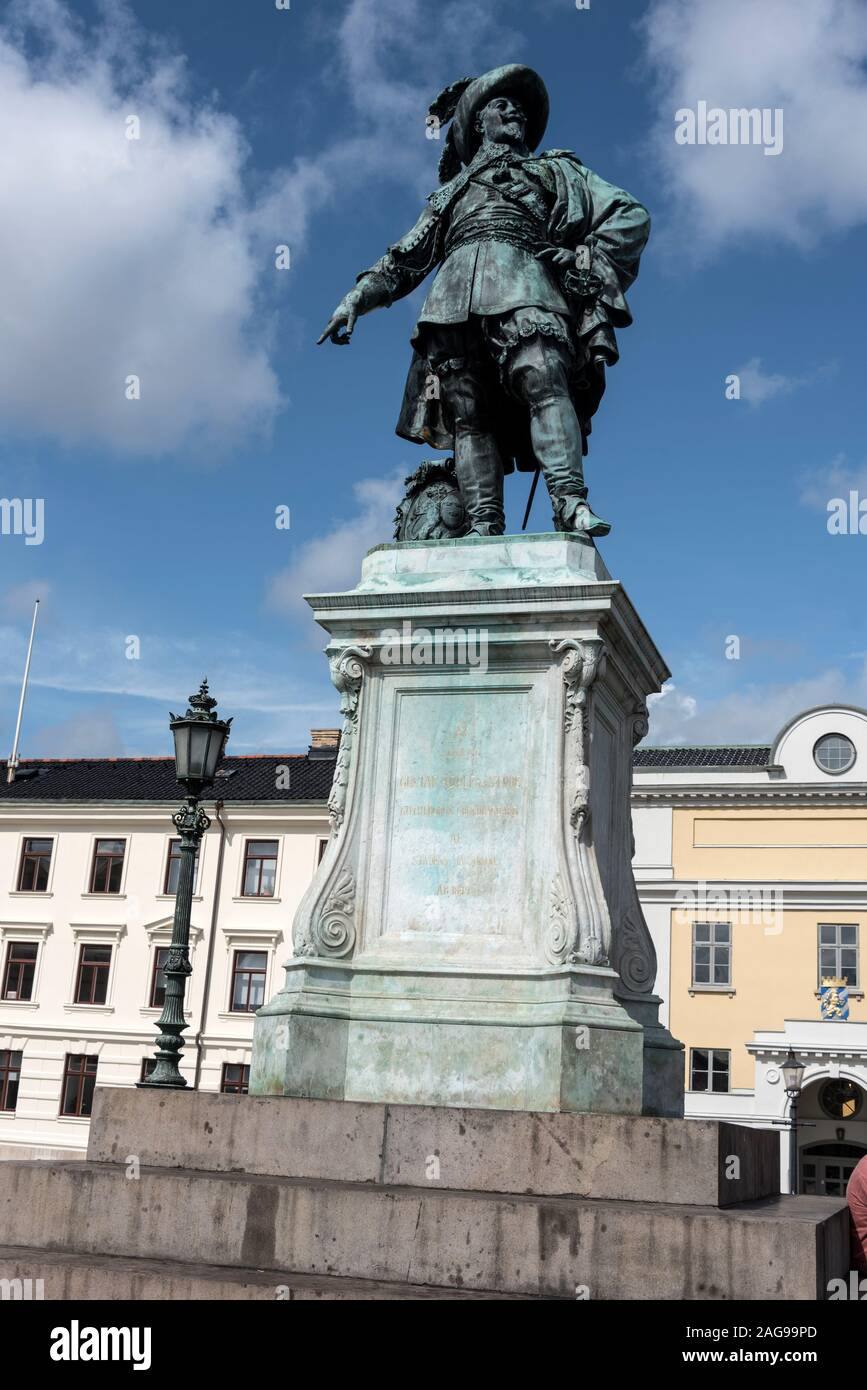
[{"left": 7, "top": 598, "right": 39, "bottom": 784}]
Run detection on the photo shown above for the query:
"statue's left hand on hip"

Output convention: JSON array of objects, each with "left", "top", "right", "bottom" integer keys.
[{"left": 536, "top": 245, "right": 579, "bottom": 271}]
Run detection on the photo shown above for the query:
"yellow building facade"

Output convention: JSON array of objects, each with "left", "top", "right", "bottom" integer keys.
[{"left": 633, "top": 705, "right": 867, "bottom": 1194}]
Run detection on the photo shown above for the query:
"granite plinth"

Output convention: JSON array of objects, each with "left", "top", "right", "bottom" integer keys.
[
  {"left": 0, "top": 1089, "right": 848, "bottom": 1302},
  {"left": 88, "top": 1088, "right": 778, "bottom": 1206}
]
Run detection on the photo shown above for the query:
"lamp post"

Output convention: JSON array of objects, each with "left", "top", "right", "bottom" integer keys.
[
  {"left": 139, "top": 680, "right": 231, "bottom": 1090},
  {"left": 781, "top": 1047, "right": 806, "bottom": 1196}
]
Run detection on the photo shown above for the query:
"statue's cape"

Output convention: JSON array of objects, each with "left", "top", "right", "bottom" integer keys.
[{"left": 394, "top": 151, "right": 650, "bottom": 470}]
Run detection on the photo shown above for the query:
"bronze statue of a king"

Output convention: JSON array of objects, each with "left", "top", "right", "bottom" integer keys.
[{"left": 318, "top": 64, "right": 649, "bottom": 539}]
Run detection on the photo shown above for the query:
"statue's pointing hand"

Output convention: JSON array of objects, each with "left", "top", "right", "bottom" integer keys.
[{"left": 317, "top": 290, "right": 361, "bottom": 346}]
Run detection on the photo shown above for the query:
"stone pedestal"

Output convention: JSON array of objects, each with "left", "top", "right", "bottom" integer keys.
[{"left": 252, "top": 533, "right": 683, "bottom": 1115}]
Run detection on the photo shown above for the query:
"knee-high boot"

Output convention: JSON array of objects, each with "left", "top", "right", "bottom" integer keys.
[
  {"left": 528, "top": 392, "right": 610, "bottom": 539},
  {"left": 453, "top": 426, "right": 505, "bottom": 536}
]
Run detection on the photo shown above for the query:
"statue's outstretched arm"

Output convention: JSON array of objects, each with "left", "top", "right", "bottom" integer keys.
[{"left": 317, "top": 206, "right": 442, "bottom": 346}]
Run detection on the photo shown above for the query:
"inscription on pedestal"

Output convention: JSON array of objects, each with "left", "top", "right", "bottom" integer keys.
[{"left": 382, "top": 688, "right": 532, "bottom": 944}]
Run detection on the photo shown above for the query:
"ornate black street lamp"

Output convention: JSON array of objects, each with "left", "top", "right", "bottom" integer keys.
[
  {"left": 782, "top": 1047, "right": 806, "bottom": 1195},
  {"left": 139, "top": 680, "right": 231, "bottom": 1089}
]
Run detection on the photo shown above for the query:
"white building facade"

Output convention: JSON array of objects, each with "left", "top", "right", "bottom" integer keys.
[{"left": 0, "top": 741, "right": 334, "bottom": 1159}]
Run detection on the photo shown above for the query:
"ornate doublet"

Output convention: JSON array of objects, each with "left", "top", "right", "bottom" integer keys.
[{"left": 419, "top": 153, "right": 568, "bottom": 324}]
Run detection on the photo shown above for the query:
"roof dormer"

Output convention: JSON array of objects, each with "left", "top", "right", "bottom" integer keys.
[{"left": 771, "top": 706, "right": 867, "bottom": 783}]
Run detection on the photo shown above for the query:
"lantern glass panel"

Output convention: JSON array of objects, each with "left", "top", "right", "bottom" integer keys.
[
  {"left": 187, "top": 723, "right": 211, "bottom": 781},
  {"left": 204, "top": 724, "right": 228, "bottom": 781},
  {"left": 172, "top": 723, "right": 191, "bottom": 781}
]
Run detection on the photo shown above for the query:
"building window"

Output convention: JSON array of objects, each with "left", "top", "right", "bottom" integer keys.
[
  {"left": 221, "top": 1063, "right": 250, "bottom": 1094},
  {"left": 140, "top": 1058, "right": 157, "bottom": 1083},
  {"left": 819, "top": 923, "right": 859, "bottom": 988},
  {"left": 2, "top": 941, "right": 38, "bottom": 1001},
  {"left": 90, "top": 838, "right": 126, "bottom": 894},
  {"left": 242, "top": 841, "right": 278, "bottom": 898},
  {"left": 74, "top": 945, "right": 112, "bottom": 1005},
  {"left": 164, "top": 839, "right": 200, "bottom": 895},
  {"left": 60, "top": 1054, "right": 98, "bottom": 1117},
  {"left": 819, "top": 1079, "right": 863, "bottom": 1121},
  {"left": 230, "top": 950, "right": 268, "bottom": 1012},
  {"left": 813, "top": 733, "right": 856, "bottom": 775},
  {"left": 0, "top": 1050, "right": 22, "bottom": 1111},
  {"left": 690, "top": 1048, "right": 730, "bottom": 1093},
  {"left": 17, "top": 837, "right": 53, "bottom": 892},
  {"left": 149, "top": 947, "right": 170, "bottom": 1009},
  {"left": 692, "top": 922, "right": 731, "bottom": 987}
]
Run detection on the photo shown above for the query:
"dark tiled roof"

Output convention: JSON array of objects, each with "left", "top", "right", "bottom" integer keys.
[
  {"left": 0, "top": 755, "right": 336, "bottom": 803},
  {"left": 0, "top": 744, "right": 769, "bottom": 801},
  {"left": 632, "top": 746, "right": 772, "bottom": 769}
]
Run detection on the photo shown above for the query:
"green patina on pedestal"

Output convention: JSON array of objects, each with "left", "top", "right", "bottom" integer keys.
[{"left": 252, "top": 533, "right": 683, "bottom": 1115}]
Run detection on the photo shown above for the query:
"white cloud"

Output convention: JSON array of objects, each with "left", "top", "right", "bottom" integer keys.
[
  {"left": 30, "top": 708, "right": 125, "bottom": 757},
  {"left": 799, "top": 454, "right": 867, "bottom": 511},
  {"left": 0, "top": 0, "right": 290, "bottom": 454},
  {"left": 731, "top": 357, "right": 798, "bottom": 407},
  {"left": 731, "top": 358, "right": 836, "bottom": 407},
  {"left": 336, "top": 0, "right": 522, "bottom": 137},
  {"left": 0, "top": 614, "right": 337, "bottom": 757},
  {"left": 267, "top": 471, "right": 405, "bottom": 618},
  {"left": 647, "top": 667, "right": 867, "bottom": 745},
  {"left": 640, "top": 0, "right": 867, "bottom": 255},
  {"left": 647, "top": 682, "right": 697, "bottom": 739}
]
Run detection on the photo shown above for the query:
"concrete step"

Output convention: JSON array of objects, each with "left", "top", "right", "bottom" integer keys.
[
  {"left": 0, "top": 1245, "right": 530, "bottom": 1301},
  {"left": 0, "top": 1160, "right": 848, "bottom": 1300},
  {"left": 88, "top": 1087, "right": 779, "bottom": 1206}
]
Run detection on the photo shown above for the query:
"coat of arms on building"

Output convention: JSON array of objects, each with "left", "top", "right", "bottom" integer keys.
[{"left": 819, "top": 976, "right": 850, "bottom": 1020}]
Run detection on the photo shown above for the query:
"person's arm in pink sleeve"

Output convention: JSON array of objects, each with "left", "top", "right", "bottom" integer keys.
[{"left": 847, "top": 1155, "right": 867, "bottom": 1274}]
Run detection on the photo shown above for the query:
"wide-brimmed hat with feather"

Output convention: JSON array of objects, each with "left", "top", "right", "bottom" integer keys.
[{"left": 428, "top": 65, "right": 549, "bottom": 184}]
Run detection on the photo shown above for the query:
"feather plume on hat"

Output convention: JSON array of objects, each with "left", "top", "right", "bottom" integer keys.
[{"left": 427, "top": 76, "right": 474, "bottom": 184}]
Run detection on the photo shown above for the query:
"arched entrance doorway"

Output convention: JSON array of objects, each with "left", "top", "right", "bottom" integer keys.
[{"left": 801, "top": 1142, "right": 867, "bottom": 1196}]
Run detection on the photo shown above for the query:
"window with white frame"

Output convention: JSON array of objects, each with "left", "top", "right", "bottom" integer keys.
[
  {"left": 221, "top": 1062, "right": 250, "bottom": 1094},
  {"left": 813, "top": 733, "right": 856, "bottom": 775},
  {"left": 0, "top": 1050, "right": 22, "bottom": 1110},
  {"left": 67, "top": 925, "right": 124, "bottom": 1009},
  {"left": 692, "top": 922, "right": 731, "bottom": 987},
  {"left": 818, "top": 923, "right": 859, "bottom": 988},
  {"left": 149, "top": 946, "right": 171, "bottom": 1008},
  {"left": 2, "top": 941, "right": 39, "bottom": 1001},
  {"left": 74, "top": 944, "right": 112, "bottom": 1006},
  {"left": 0, "top": 924, "right": 51, "bottom": 1004},
  {"left": 89, "top": 839, "right": 126, "bottom": 894},
  {"left": 230, "top": 950, "right": 268, "bottom": 1012},
  {"left": 689, "top": 1048, "right": 730, "bottom": 1093},
  {"left": 17, "top": 838, "right": 53, "bottom": 892},
  {"left": 60, "top": 1054, "right": 98, "bottom": 1117},
  {"left": 241, "top": 841, "right": 278, "bottom": 898}
]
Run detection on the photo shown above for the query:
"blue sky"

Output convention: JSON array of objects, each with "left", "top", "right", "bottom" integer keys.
[{"left": 1, "top": 0, "right": 866, "bottom": 757}]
